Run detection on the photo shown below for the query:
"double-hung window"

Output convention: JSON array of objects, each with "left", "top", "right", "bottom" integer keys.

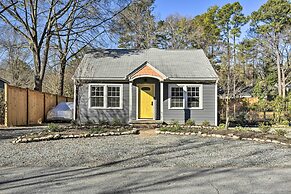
[
  {"left": 169, "top": 84, "right": 202, "bottom": 109},
  {"left": 89, "top": 84, "right": 122, "bottom": 109},
  {"left": 90, "top": 86, "right": 104, "bottom": 108},
  {"left": 169, "top": 86, "right": 184, "bottom": 108},
  {"left": 187, "top": 86, "right": 200, "bottom": 108},
  {"left": 107, "top": 86, "right": 120, "bottom": 108}
]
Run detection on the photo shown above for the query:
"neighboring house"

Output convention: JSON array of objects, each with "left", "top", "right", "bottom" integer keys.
[
  {"left": 73, "top": 48, "right": 219, "bottom": 125},
  {"left": 0, "top": 77, "right": 8, "bottom": 91}
]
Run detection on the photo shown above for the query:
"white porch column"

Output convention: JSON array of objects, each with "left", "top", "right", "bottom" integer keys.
[
  {"left": 129, "top": 81, "right": 133, "bottom": 122},
  {"left": 160, "top": 82, "right": 164, "bottom": 121}
]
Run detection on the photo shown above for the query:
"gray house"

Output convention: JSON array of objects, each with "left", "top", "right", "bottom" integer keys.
[
  {"left": 0, "top": 77, "right": 8, "bottom": 91},
  {"left": 73, "top": 48, "right": 218, "bottom": 125}
]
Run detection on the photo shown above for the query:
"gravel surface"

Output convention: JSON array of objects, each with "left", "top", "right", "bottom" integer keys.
[
  {"left": 0, "top": 128, "right": 44, "bottom": 142},
  {"left": 1, "top": 129, "right": 291, "bottom": 168}
]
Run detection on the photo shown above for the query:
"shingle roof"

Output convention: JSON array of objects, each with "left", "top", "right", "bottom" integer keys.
[
  {"left": 0, "top": 77, "right": 9, "bottom": 83},
  {"left": 74, "top": 48, "right": 218, "bottom": 80}
]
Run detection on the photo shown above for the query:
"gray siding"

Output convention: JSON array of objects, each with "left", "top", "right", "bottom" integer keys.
[
  {"left": 78, "top": 82, "right": 129, "bottom": 124},
  {"left": 77, "top": 80, "right": 216, "bottom": 125},
  {"left": 163, "top": 83, "right": 216, "bottom": 125}
]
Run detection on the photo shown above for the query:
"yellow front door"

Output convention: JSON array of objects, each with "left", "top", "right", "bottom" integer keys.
[{"left": 138, "top": 84, "right": 154, "bottom": 119}]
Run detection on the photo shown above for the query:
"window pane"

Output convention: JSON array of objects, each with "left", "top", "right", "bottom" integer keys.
[
  {"left": 187, "top": 87, "right": 200, "bottom": 108},
  {"left": 108, "top": 97, "right": 120, "bottom": 107},
  {"left": 91, "top": 97, "right": 104, "bottom": 107},
  {"left": 90, "top": 86, "right": 104, "bottom": 107},
  {"left": 171, "top": 87, "right": 183, "bottom": 108},
  {"left": 107, "top": 86, "right": 121, "bottom": 108},
  {"left": 91, "top": 86, "right": 104, "bottom": 97}
]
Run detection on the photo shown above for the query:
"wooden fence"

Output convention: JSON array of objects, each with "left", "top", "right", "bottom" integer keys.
[{"left": 4, "top": 84, "right": 73, "bottom": 127}]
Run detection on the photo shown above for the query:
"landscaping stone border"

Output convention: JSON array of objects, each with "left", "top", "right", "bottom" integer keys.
[
  {"left": 12, "top": 129, "right": 139, "bottom": 144},
  {"left": 155, "top": 129, "right": 291, "bottom": 147}
]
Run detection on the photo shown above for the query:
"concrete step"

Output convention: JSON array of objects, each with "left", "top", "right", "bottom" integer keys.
[{"left": 130, "top": 120, "right": 163, "bottom": 128}]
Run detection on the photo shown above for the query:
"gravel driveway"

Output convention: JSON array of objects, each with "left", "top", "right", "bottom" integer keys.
[{"left": 1, "top": 130, "right": 291, "bottom": 168}]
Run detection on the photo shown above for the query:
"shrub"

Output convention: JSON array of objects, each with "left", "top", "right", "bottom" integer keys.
[
  {"left": 258, "top": 123, "right": 271, "bottom": 133},
  {"left": 185, "top": 119, "right": 195, "bottom": 126},
  {"left": 47, "top": 123, "right": 64, "bottom": 132},
  {"left": 160, "top": 125, "right": 183, "bottom": 132},
  {"left": 202, "top": 120, "right": 210, "bottom": 127},
  {"left": 274, "top": 128, "right": 287, "bottom": 137},
  {"left": 173, "top": 124, "right": 183, "bottom": 131},
  {"left": 171, "top": 120, "right": 179, "bottom": 126},
  {"left": 280, "top": 120, "right": 289, "bottom": 126},
  {"left": 217, "top": 123, "right": 226, "bottom": 130},
  {"left": 161, "top": 120, "right": 183, "bottom": 132}
]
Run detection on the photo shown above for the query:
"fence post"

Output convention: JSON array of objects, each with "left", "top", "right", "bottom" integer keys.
[
  {"left": 43, "top": 93, "right": 46, "bottom": 122},
  {"left": 26, "top": 88, "right": 29, "bottom": 126},
  {"left": 4, "top": 83, "right": 8, "bottom": 127}
]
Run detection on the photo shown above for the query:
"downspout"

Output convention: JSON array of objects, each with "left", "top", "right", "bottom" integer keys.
[
  {"left": 73, "top": 79, "right": 77, "bottom": 122},
  {"left": 215, "top": 79, "right": 218, "bottom": 126}
]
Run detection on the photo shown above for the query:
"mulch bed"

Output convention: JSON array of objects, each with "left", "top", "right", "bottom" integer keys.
[{"left": 157, "top": 125, "right": 291, "bottom": 146}]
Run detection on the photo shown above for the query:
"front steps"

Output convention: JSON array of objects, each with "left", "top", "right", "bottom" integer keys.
[{"left": 130, "top": 120, "right": 164, "bottom": 129}]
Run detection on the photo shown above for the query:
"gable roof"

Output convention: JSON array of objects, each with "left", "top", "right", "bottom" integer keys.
[
  {"left": 127, "top": 62, "right": 167, "bottom": 81},
  {"left": 74, "top": 48, "right": 218, "bottom": 81}
]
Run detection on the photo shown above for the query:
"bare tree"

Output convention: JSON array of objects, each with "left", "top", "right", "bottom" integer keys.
[
  {"left": 0, "top": 1, "right": 17, "bottom": 14},
  {"left": 0, "top": 0, "right": 76, "bottom": 91},
  {"left": 52, "top": 0, "right": 130, "bottom": 95},
  {"left": 0, "top": 27, "right": 33, "bottom": 88}
]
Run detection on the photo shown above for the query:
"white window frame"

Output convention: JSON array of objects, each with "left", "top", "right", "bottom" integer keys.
[
  {"left": 168, "top": 84, "right": 203, "bottom": 110},
  {"left": 88, "top": 84, "right": 123, "bottom": 109},
  {"left": 185, "top": 84, "right": 203, "bottom": 109},
  {"left": 168, "top": 84, "right": 185, "bottom": 109}
]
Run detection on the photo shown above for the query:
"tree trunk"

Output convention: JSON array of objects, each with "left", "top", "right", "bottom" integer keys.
[
  {"left": 225, "top": 34, "right": 231, "bottom": 130},
  {"left": 275, "top": 48, "right": 282, "bottom": 96},
  {"left": 233, "top": 36, "right": 236, "bottom": 118},
  {"left": 58, "top": 60, "right": 66, "bottom": 96},
  {"left": 225, "top": 73, "right": 230, "bottom": 129},
  {"left": 32, "top": 48, "right": 43, "bottom": 92},
  {"left": 34, "top": 75, "right": 43, "bottom": 91},
  {"left": 282, "top": 68, "right": 286, "bottom": 98}
]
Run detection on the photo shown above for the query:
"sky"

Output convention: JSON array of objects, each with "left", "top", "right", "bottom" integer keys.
[
  {"left": 153, "top": 0, "right": 268, "bottom": 40},
  {"left": 154, "top": 0, "right": 268, "bottom": 20}
]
